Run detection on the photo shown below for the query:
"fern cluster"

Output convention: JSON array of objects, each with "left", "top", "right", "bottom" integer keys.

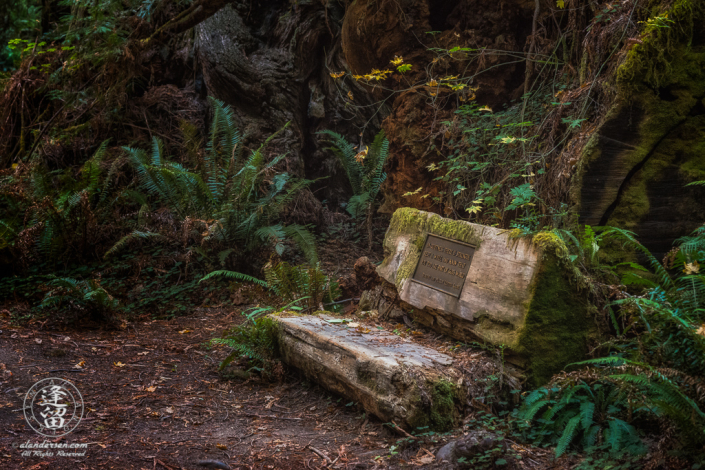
[
  {"left": 110, "top": 97, "right": 318, "bottom": 266},
  {"left": 0, "top": 140, "right": 120, "bottom": 265},
  {"left": 211, "top": 316, "right": 280, "bottom": 376},
  {"left": 318, "top": 129, "right": 388, "bottom": 249},
  {"left": 521, "top": 223, "right": 705, "bottom": 457},
  {"left": 40, "top": 275, "right": 121, "bottom": 321},
  {"left": 517, "top": 379, "right": 644, "bottom": 458},
  {"left": 264, "top": 261, "right": 340, "bottom": 310}
]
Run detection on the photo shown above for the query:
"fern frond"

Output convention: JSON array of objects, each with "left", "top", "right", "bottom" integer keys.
[
  {"left": 282, "top": 224, "right": 319, "bottom": 265},
  {"left": 199, "top": 270, "right": 268, "bottom": 287},
  {"left": 104, "top": 230, "right": 162, "bottom": 258},
  {"left": 555, "top": 415, "right": 581, "bottom": 457}
]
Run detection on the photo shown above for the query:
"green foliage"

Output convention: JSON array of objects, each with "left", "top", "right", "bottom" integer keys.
[
  {"left": 318, "top": 129, "right": 389, "bottom": 218},
  {"left": 111, "top": 97, "right": 318, "bottom": 264},
  {"left": 264, "top": 261, "right": 340, "bottom": 310},
  {"left": 199, "top": 270, "right": 268, "bottom": 288},
  {"left": 519, "top": 222, "right": 705, "bottom": 458},
  {"left": 201, "top": 261, "right": 340, "bottom": 311},
  {"left": 40, "top": 275, "right": 121, "bottom": 320},
  {"left": 0, "top": 0, "right": 40, "bottom": 72},
  {"left": 0, "top": 140, "right": 117, "bottom": 264},
  {"left": 516, "top": 380, "right": 644, "bottom": 457},
  {"left": 435, "top": 96, "right": 571, "bottom": 232},
  {"left": 211, "top": 316, "right": 280, "bottom": 375}
]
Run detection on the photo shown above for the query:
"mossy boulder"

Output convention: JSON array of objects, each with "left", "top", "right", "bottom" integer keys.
[
  {"left": 572, "top": 0, "right": 705, "bottom": 258},
  {"left": 377, "top": 208, "right": 595, "bottom": 386}
]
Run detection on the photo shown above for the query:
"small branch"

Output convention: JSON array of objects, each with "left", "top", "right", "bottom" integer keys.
[
  {"left": 146, "top": 0, "right": 235, "bottom": 42},
  {"left": 385, "top": 421, "right": 417, "bottom": 440},
  {"left": 243, "top": 412, "right": 301, "bottom": 421},
  {"left": 20, "top": 101, "right": 68, "bottom": 162},
  {"left": 306, "top": 445, "right": 333, "bottom": 466}
]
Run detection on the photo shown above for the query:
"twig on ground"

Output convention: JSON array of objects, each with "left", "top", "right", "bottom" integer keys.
[{"left": 306, "top": 445, "right": 333, "bottom": 466}]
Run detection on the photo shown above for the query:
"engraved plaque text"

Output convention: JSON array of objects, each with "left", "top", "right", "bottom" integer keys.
[{"left": 410, "top": 234, "right": 475, "bottom": 297}]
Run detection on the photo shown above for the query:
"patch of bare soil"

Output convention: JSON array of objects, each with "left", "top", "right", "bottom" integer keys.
[{"left": 0, "top": 304, "right": 568, "bottom": 470}]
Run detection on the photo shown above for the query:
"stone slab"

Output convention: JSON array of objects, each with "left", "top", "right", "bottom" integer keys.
[
  {"left": 375, "top": 208, "right": 595, "bottom": 386},
  {"left": 378, "top": 208, "right": 540, "bottom": 344},
  {"left": 272, "top": 314, "right": 463, "bottom": 430}
]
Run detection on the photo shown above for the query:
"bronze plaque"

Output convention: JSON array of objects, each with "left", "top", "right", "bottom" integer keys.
[{"left": 410, "top": 234, "right": 475, "bottom": 297}]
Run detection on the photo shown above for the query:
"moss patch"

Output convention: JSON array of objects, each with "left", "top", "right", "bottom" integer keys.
[
  {"left": 407, "top": 378, "right": 461, "bottom": 432},
  {"left": 514, "top": 255, "right": 593, "bottom": 387}
]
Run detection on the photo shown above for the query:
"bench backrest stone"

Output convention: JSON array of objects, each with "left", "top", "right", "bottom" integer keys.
[{"left": 376, "top": 208, "right": 596, "bottom": 386}]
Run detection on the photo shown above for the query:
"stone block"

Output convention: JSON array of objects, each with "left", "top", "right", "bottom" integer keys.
[{"left": 377, "top": 208, "right": 595, "bottom": 386}]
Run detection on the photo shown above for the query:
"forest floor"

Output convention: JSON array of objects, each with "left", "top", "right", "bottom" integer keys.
[
  {"left": 0, "top": 237, "right": 563, "bottom": 470},
  {"left": 0, "top": 309, "right": 567, "bottom": 470}
]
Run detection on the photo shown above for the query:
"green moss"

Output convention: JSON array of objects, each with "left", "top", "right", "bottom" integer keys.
[
  {"left": 617, "top": 0, "right": 704, "bottom": 89},
  {"left": 515, "top": 255, "right": 593, "bottom": 387},
  {"left": 532, "top": 232, "right": 569, "bottom": 260},
  {"left": 428, "top": 380, "right": 457, "bottom": 431},
  {"left": 407, "top": 378, "right": 460, "bottom": 432},
  {"left": 389, "top": 208, "right": 483, "bottom": 246}
]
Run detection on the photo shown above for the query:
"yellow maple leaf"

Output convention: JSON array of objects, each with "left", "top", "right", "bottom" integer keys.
[
  {"left": 557, "top": 0, "right": 565, "bottom": 8},
  {"left": 426, "top": 79, "right": 439, "bottom": 87},
  {"left": 178, "top": 329, "right": 191, "bottom": 334},
  {"left": 329, "top": 71, "right": 345, "bottom": 79},
  {"left": 390, "top": 55, "right": 404, "bottom": 66},
  {"left": 114, "top": 362, "right": 126, "bottom": 368}
]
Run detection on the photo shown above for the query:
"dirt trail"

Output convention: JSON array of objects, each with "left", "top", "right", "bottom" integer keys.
[{"left": 0, "top": 308, "right": 412, "bottom": 469}]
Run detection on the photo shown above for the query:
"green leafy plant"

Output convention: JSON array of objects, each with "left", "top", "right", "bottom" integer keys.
[
  {"left": 211, "top": 316, "right": 280, "bottom": 374},
  {"left": 40, "top": 275, "right": 121, "bottom": 321},
  {"left": 200, "top": 261, "right": 339, "bottom": 311},
  {"left": 517, "top": 379, "right": 645, "bottom": 457},
  {"left": 1, "top": 140, "right": 118, "bottom": 265},
  {"left": 319, "top": 129, "right": 388, "bottom": 250},
  {"left": 264, "top": 261, "right": 340, "bottom": 310},
  {"left": 110, "top": 97, "right": 318, "bottom": 265}
]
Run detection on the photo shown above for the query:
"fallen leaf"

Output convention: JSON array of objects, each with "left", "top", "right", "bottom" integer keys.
[
  {"left": 74, "top": 361, "right": 85, "bottom": 369},
  {"left": 34, "top": 338, "right": 42, "bottom": 344},
  {"left": 348, "top": 322, "right": 360, "bottom": 328},
  {"left": 114, "top": 362, "right": 126, "bottom": 368},
  {"left": 137, "top": 352, "right": 149, "bottom": 356},
  {"left": 216, "top": 443, "right": 227, "bottom": 450},
  {"left": 178, "top": 329, "right": 192, "bottom": 334},
  {"left": 146, "top": 386, "right": 156, "bottom": 392},
  {"left": 165, "top": 407, "right": 174, "bottom": 414}
]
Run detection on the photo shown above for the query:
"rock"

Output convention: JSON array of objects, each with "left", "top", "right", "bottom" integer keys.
[
  {"left": 273, "top": 314, "right": 464, "bottom": 430},
  {"left": 572, "top": 14, "right": 705, "bottom": 259},
  {"left": 377, "top": 208, "right": 595, "bottom": 386},
  {"left": 436, "top": 431, "right": 509, "bottom": 467},
  {"left": 357, "top": 309, "right": 379, "bottom": 320}
]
